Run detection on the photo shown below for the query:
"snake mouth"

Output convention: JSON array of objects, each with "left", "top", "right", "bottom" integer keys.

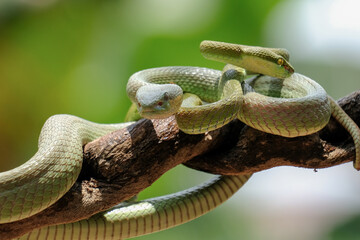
[{"left": 284, "top": 64, "right": 294, "bottom": 74}]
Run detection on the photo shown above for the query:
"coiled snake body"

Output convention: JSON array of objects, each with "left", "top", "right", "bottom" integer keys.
[
  {"left": 1, "top": 40, "right": 359, "bottom": 239},
  {"left": 128, "top": 40, "right": 359, "bottom": 163}
]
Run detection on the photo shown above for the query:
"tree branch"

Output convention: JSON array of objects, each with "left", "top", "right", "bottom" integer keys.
[{"left": 1, "top": 91, "right": 359, "bottom": 240}]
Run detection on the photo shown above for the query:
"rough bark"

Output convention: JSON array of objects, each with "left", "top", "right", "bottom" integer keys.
[{"left": 1, "top": 91, "right": 359, "bottom": 240}]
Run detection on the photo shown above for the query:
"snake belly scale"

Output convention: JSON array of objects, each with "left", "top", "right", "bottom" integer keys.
[
  {"left": 17, "top": 175, "right": 251, "bottom": 240},
  {"left": 2, "top": 114, "right": 251, "bottom": 239}
]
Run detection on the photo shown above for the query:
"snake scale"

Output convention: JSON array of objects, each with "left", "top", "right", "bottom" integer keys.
[{"left": 1, "top": 40, "right": 359, "bottom": 240}]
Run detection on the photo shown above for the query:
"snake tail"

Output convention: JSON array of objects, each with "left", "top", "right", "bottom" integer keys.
[
  {"left": 328, "top": 97, "right": 360, "bottom": 170},
  {"left": 17, "top": 174, "right": 251, "bottom": 240}
]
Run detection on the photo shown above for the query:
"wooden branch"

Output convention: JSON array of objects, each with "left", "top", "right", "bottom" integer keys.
[{"left": 1, "top": 91, "right": 359, "bottom": 240}]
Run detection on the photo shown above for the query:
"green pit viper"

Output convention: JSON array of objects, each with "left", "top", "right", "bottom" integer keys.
[{"left": 1, "top": 40, "right": 359, "bottom": 240}]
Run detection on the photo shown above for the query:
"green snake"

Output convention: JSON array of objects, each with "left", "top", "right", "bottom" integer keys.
[
  {"left": 127, "top": 41, "right": 359, "bottom": 152},
  {"left": 1, "top": 40, "right": 359, "bottom": 240}
]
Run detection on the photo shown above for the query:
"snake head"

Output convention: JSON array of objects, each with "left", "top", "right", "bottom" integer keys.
[
  {"left": 275, "top": 57, "right": 294, "bottom": 77},
  {"left": 200, "top": 40, "right": 295, "bottom": 79},
  {"left": 135, "top": 84, "right": 183, "bottom": 119}
]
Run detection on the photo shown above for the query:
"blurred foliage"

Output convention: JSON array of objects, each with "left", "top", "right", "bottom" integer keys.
[
  {"left": 1, "top": 0, "right": 358, "bottom": 239},
  {"left": 324, "top": 215, "right": 360, "bottom": 240}
]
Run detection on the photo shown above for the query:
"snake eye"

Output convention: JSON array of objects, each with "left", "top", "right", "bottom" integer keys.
[{"left": 277, "top": 58, "right": 284, "bottom": 66}]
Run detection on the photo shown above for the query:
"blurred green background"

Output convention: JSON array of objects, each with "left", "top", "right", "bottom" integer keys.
[{"left": 0, "top": 0, "right": 359, "bottom": 239}]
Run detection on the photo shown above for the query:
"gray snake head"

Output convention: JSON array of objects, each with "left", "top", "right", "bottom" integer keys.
[{"left": 135, "top": 84, "right": 183, "bottom": 119}]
